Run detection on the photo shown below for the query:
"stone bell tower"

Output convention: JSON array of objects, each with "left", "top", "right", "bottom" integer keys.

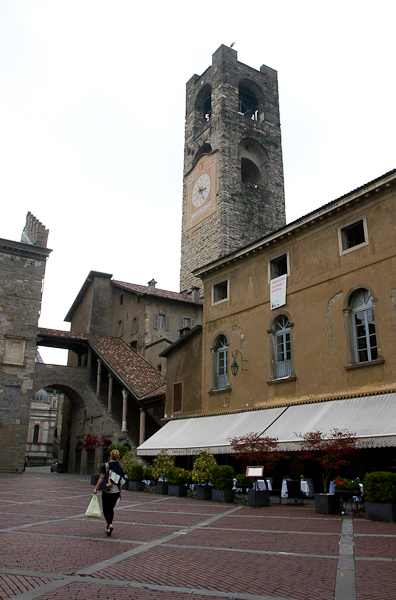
[{"left": 180, "top": 45, "right": 286, "bottom": 295}]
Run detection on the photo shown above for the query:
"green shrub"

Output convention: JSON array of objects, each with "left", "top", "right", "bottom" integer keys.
[
  {"left": 191, "top": 449, "right": 217, "bottom": 484},
  {"left": 128, "top": 463, "right": 144, "bottom": 482},
  {"left": 364, "top": 472, "right": 396, "bottom": 503},
  {"left": 152, "top": 449, "right": 174, "bottom": 480},
  {"left": 236, "top": 472, "right": 253, "bottom": 490},
  {"left": 108, "top": 444, "right": 129, "bottom": 460},
  {"left": 119, "top": 451, "right": 137, "bottom": 473},
  {"left": 168, "top": 467, "right": 190, "bottom": 485},
  {"left": 211, "top": 465, "right": 235, "bottom": 490},
  {"left": 334, "top": 475, "right": 361, "bottom": 490},
  {"left": 143, "top": 466, "right": 154, "bottom": 480}
]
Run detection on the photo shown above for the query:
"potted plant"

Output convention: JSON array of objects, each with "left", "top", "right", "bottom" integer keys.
[
  {"left": 229, "top": 432, "right": 282, "bottom": 508},
  {"left": 167, "top": 467, "right": 190, "bottom": 497},
  {"left": 127, "top": 463, "right": 145, "bottom": 492},
  {"left": 152, "top": 449, "right": 174, "bottom": 495},
  {"left": 81, "top": 434, "right": 108, "bottom": 484},
  {"left": 191, "top": 449, "right": 217, "bottom": 500},
  {"left": 119, "top": 450, "right": 137, "bottom": 490},
  {"left": 211, "top": 465, "right": 235, "bottom": 503},
  {"left": 296, "top": 428, "right": 357, "bottom": 514},
  {"left": 364, "top": 471, "right": 396, "bottom": 522}
]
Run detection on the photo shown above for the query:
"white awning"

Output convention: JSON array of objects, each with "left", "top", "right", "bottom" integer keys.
[
  {"left": 265, "top": 393, "right": 396, "bottom": 450},
  {"left": 137, "top": 393, "right": 396, "bottom": 456},
  {"left": 137, "top": 406, "right": 287, "bottom": 456}
]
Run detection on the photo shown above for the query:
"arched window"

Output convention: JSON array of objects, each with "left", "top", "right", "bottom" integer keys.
[
  {"left": 239, "top": 84, "right": 259, "bottom": 120},
  {"left": 273, "top": 315, "right": 292, "bottom": 378},
  {"left": 350, "top": 289, "right": 377, "bottom": 363},
  {"left": 33, "top": 424, "right": 40, "bottom": 444},
  {"left": 213, "top": 335, "right": 228, "bottom": 390},
  {"left": 195, "top": 84, "right": 212, "bottom": 128}
]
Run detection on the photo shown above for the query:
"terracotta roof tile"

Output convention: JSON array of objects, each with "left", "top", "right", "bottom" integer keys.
[
  {"left": 37, "top": 328, "right": 165, "bottom": 400},
  {"left": 112, "top": 280, "right": 202, "bottom": 304}
]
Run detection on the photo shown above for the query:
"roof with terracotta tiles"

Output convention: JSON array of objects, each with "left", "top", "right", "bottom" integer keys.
[
  {"left": 111, "top": 280, "right": 202, "bottom": 304},
  {"left": 37, "top": 328, "right": 165, "bottom": 400}
]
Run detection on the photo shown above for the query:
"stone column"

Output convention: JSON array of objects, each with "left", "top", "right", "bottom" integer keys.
[
  {"left": 139, "top": 407, "right": 146, "bottom": 446},
  {"left": 96, "top": 360, "right": 102, "bottom": 395},
  {"left": 122, "top": 389, "right": 128, "bottom": 432},
  {"left": 87, "top": 348, "right": 92, "bottom": 368},
  {"left": 108, "top": 374, "right": 113, "bottom": 413}
]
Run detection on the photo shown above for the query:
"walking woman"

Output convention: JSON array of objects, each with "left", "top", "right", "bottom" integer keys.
[{"left": 93, "top": 449, "right": 125, "bottom": 536}]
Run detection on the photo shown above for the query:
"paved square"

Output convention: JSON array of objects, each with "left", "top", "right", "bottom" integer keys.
[{"left": 0, "top": 471, "right": 395, "bottom": 600}]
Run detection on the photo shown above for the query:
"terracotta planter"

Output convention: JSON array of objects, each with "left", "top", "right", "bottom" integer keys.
[
  {"left": 314, "top": 493, "right": 340, "bottom": 514},
  {"left": 212, "top": 489, "right": 234, "bottom": 503},
  {"left": 156, "top": 481, "right": 168, "bottom": 495},
  {"left": 196, "top": 485, "right": 212, "bottom": 501},
  {"left": 127, "top": 480, "right": 145, "bottom": 492},
  {"left": 248, "top": 489, "right": 270, "bottom": 508},
  {"left": 365, "top": 502, "right": 396, "bottom": 522},
  {"left": 168, "top": 484, "right": 187, "bottom": 497}
]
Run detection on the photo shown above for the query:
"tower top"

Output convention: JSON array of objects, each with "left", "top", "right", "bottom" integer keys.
[{"left": 21, "top": 212, "right": 49, "bottom": 247}]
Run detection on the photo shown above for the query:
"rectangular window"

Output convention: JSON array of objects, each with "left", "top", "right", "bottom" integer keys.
[
  {"left": 180, "top": 317, "right": 194, "bottom": 329},
  {"left": 212, "top": 280, "right": 229, "bottom": 305},
  {"left": 173, "top": 382, "right": 182, "bottom": 412},
  {"left": 118, "top": 320, "right": 123, "bottom": 337},
  {"left": 119, "top": 294, "right": 124, "bottom": 305},
  {"left": 155, "top": 314, "right": 170, "bottom": 330},
  {"left": 338, "top": 217, "right": 368, "bottom": 255},
  {"left": 270, "top": 253, "right": 288, "bottom": 281}
]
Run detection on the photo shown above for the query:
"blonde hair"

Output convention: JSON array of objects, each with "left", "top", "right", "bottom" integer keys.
[{"left": 110, "top": 449, "right": 119, "bottom": 461}]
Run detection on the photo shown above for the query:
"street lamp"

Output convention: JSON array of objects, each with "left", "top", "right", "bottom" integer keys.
[{"left": 231, "top": 349, "right": 247, "bottom": 377}]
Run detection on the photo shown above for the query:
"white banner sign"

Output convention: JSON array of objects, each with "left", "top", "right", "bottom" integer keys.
[{"left": 270, "top": 275, "right": 287, "bottom": 310}]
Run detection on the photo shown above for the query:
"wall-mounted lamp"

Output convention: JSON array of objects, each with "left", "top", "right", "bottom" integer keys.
[{"left": 231, "top": 349, "right": 247, "bottom": 377}]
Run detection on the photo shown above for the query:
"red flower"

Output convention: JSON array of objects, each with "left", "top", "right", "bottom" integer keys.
[{"left": 336, "top": 480, "right": 343, "bottom": 486}]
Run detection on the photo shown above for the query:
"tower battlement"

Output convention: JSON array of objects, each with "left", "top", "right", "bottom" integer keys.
[
  {"left": 21, "top": 212, "right": 49, "bottom": 248},
  {"left": 180, "top": 45, "right": 285, "bottom": 295}
]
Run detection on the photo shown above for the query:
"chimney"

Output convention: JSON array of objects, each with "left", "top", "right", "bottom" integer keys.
[
  {"left": 192, "top": 286, "right": 201, "bottom": 303},
  {"left": 21, "top": 212, "right": 49, "bottom": 247},
  {"left": 148, "top": 279, "right": 157, "bottom": 293}
]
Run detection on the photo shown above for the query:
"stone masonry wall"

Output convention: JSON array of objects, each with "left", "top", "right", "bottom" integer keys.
[
  {"left": 0, "top": 240, "right": 50, "bottom": 472},
  {"left": 180, "top": 45, "right": 285, "bottom": 294}
]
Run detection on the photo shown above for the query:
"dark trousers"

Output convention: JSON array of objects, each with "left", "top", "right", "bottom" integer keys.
[{"left": 102, "top": 492, "right": 119, "bottom": 527}]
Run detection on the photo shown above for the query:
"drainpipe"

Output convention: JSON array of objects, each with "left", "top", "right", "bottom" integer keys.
[{"left": 122, "top": 389, "right": 128, "bottom": 432}]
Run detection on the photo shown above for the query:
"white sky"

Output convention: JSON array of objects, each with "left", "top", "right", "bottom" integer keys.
[{"left": 1, "top": 1, "right": 395, "bottom": 363}]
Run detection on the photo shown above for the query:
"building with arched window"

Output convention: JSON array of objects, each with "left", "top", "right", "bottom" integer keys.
[{"left": 139, "top": 168, "right": 396, "bottom": 474}]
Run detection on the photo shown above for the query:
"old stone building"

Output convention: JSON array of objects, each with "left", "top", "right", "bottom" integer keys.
[
  {"left": 0, "top": 214, "right": 51, "bottom": 472},
  {"left": 26, "top": 386, "right": 64, "bottom": 466},
  {"left": 180, "top": 45, "right": 285, "bottom": 295},
  {"left": 139, "top": 168, "right": 396, "bottom": 480},
  {"left": 65, "top": 271, "right": 202, "bottom": 375}
]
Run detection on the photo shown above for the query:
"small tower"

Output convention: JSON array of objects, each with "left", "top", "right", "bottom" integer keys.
[
  {"left": 21, "top": 212, "right": 49, "bottom": 247},
  {"left": 180, "top": 45, "right": 286, "bottom": 294}
]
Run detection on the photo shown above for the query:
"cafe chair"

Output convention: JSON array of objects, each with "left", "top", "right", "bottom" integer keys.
[{"left": 286, "top": 480, "right": 305, "bottom": 505}]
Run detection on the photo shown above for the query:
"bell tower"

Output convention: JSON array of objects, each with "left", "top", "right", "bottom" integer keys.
[{"left": 180, "top": 45, "right": 286, "bottom": 294}]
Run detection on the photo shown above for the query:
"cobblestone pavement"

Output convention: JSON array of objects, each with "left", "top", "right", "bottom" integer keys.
[{"left": 0, "top": 473, "right": 395, "bottom": 600}]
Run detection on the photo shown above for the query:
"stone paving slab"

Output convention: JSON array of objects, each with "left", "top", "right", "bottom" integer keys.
[
  {"left": 207, "top": 515, "right": 343, "bottom": 533},
  {"left": 0, "top": 574, "right": 52, "bottom": 600},
  {"left": 1, "top": 472, "right": 395, "bottom": 600},
  {"left": 355, "top": 561, "right": 396, "bottom": 600},
  {"left": 0, "top": 532, "right": 137, "bottom": 574},
  {"left": 92, "top": 545, "right": 337, "bottom": 600},
  {"left": 168, "top": 527, "right": 340, "bottom": 555}
]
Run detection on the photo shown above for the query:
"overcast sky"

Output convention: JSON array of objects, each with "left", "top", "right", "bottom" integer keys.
[{"left": 1, "top": 1, "right": 395, "bottom": 363}]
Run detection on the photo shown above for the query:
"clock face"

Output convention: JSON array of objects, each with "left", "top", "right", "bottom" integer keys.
[{"left": 192, "top": 174, "right": 211, "bottom": 208}]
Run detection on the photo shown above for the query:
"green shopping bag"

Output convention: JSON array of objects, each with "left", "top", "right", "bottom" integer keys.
[{"left": 85, "top": 493, "right": 102, "bottom": 519}]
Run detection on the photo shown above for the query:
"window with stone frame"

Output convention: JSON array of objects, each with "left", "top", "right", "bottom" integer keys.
[
  {"left": 350, "top": 289, "right": 378, "bottom": 363},
  {"left": 338, "top": 217, "right": 368, "bottom": 255},
  {"left": 154, "top": 313, "right": 169, "bottom": 330},
  {"left": 212, "top": 280, "right": 229, "bottom": 305},
  {"left": 213, "top": 334, "right": 228, "bottom": 390}
]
